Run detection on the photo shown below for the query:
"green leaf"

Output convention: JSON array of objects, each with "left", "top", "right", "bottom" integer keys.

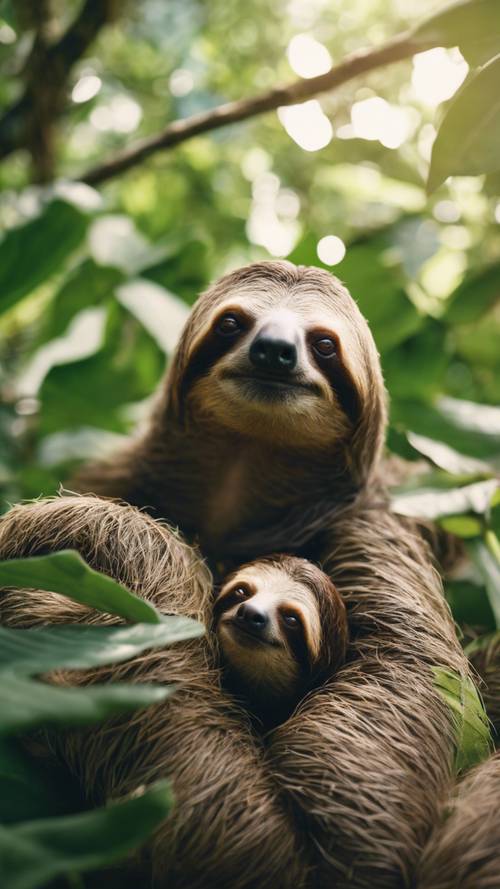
[
  {"left": 0, "top": 780, "right": 172, "bottom": 889},
  {"left": 0, "top": 738, "right": 82, "bottom": 824},
  {"left": 445, "top": 579, "right": 496, "bottom": 629},
  {"left": 432, "top": 667, "right": 492, "bottom": 773},
  {"left": 37, "top": 259, "right": 125, "bottom": 345},
  {"left": 0, "top": 621, "right": 204, "bottom": 677},
  {"left": 383, "top": 322, "right": 448, "bottom": 401},
  {"left": 445, "top": 262, "right": 500, "bottom": 325},
  {"left": 0, "top": 201, "right": 89, "bottom": 316},
  {"left": 391, "top": 478, "right": 498, "bottom": 520},
  {"left": 412, "top": 0, "right": 500, "bottom": 66},
  {"left": 428, "top": 54, "right": 500, "bottom": 194},
  {"left": 0, "top": 550, "right": 162, "bottom": 625},
  {"left": 38, "top": 302, "right": 164, "bottom": 435},
  {"left": 469, "top": 533, "right": 500, "bottom": 628},
  {"left": 439, "top": 514, "right": 483, "bottom": 538},
  {"left": 391, "top": 397, "right": 500, "bottom": 459},
  {"left": 0, "top": 675, "right": 172, "bottom": 735},
  {"left": 406, "top": 431, "right": 492, "bottom": 475},
  {"left": 142, "top": 239, "right": 210, "bottom": 304}
]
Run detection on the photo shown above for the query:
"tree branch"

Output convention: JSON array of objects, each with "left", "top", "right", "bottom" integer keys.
[
  {"left": 80, "top": 31, "right": 426, "bottom": 186},
  {"left": 0, "top": 0, "right": 123, "bottom": 176}
]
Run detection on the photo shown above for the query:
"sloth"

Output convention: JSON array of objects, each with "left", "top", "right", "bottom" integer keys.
[
  {"left": 74, "top": 260, "right": 386, "bottom": 564},
  {"left": 0, "top": 261, "right": 471, "bottom": 889},
  {"left": 214, "top": 554, "right": 348, "bottom": 723},
  {"left": 416, "top": 751, "right": 500, "bottom": 889}
]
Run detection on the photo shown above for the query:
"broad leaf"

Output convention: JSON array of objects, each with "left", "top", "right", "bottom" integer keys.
[
  {"left": 0, "top": 201, "right": 89, "bottom": 316},
  {"left": 0, "top": 550, "right": 162, "bottom": 625},
  {"left": 0, "top": 780, "right": 172, "bottom": 889},
  {"left": 445, "top": 262, "right": 500, "bottom": 325},
  {"left": 406, "top": 431, "right": 492, "bottom": 475},
  {"left": 391, "top": 397, "right": 500, "bottom": 459},
  {"left": 445, "top": 579, "right": 496, "bottom": 629},
  {"left": 469, "top": 534, "right": 500, "bottom": 628},
  {"left": 0, "top": 675, "right": 172, "bottom": 735},
  {"left": 428, "top": 54, "right": 500, "bottom": 193},
  {"left": 412, "top": 0, "right": 500, "bottom": 66},
  {"left": 0, "top": 621, "right": 203, "bottom": 677},
  {"left": 391, "top": 478, "right": 498, "bottom": 520},
  {"left": 432, "top": 667, "right": 492, "bottom": 773},
  {"left": 0, "top": 738, "right": 82, "bottom": 825}
]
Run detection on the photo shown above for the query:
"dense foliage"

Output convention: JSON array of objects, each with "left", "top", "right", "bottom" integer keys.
[{"left": 0, "top": 0, "right": 499, "bottom": 884}]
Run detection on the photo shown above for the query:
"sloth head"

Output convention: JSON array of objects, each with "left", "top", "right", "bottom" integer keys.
[
  {"left": 213, "top": 554, "right": 348, "bottom": 716},
  {"left": 166, "top": 260, "right": 386, "bottom": 482}
]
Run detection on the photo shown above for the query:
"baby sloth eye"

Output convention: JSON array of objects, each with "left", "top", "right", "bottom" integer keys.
[
  {"left": 282, "top": 612, "right": 300, "bottom": 630},
  {"left": 217, "top": 314, "right": 241, "bottom": 336},
  {"left": 313, "top": 337, "right": 336, "bottom": 358}
]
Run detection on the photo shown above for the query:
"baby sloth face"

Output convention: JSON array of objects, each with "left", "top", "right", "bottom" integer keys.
[{"left": 213, "top": 555, "right": 348, "bottom": 720}]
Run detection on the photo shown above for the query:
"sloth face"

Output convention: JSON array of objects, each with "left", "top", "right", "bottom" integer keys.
[
  {"left": 213, "top": 556, "right": 348, "bottom": 709},
  {"left": 171, "top": 262, "right": 384, "bottom": 453}
]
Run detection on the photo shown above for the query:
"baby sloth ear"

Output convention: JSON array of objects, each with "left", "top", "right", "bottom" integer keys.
[{"left": 309, "top": 571, "right": 349, "bottom": 681}]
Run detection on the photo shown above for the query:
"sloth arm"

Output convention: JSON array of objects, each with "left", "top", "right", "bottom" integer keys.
[
  {"left": 0, "top": 497, "right": 306, "bottom": 889},
  {"left": 267, "top": 506, "right": 469, "bottom": 889}
]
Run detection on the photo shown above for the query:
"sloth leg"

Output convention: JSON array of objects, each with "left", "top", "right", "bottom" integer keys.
[
  {"left": 0, "top": 496, "right": 305, "bottom": 889},
  {"left": 268, "top": 508, "right": 469, "bottom": 889},
  {"left": 416, "top": 750, "right": 500, "bottom": 889}
]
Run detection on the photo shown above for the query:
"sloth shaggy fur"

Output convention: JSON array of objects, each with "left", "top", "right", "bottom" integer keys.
[{"left": 0, "top": 260, "right": 473, "bottom": 889}]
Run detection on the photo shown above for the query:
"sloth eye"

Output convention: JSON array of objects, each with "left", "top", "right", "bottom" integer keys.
[
  {"left": 313, "top": 337, "right": 337, "bottom": 358},
  {"left": 233, "top": 586, "right": 250, "bottom": 599},
  {"left": 283, "top": 613, "right": 300, "bottom": 630},
  {"left": 217, "top": 314, "right": 241, "bottom": 336}
]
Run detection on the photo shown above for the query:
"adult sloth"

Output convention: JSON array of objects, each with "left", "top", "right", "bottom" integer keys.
[{"left": 0, "top": 261, "right": 469, "bottom": 889}]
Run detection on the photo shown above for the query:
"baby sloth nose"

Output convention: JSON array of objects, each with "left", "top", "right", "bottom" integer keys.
[
  {"left": 249, "top": 333, "right": 297, "bottom": 374},
  {"left": 236, "top": 602, "right": 269, "bottom": 634}
]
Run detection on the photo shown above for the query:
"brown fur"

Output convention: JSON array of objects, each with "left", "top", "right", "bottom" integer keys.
[
  {"left": 0, "top": 261, "right": 472, "bottom": 887},
  {"left": 417, "top": 751, "right": 500, "bottom": 889}
]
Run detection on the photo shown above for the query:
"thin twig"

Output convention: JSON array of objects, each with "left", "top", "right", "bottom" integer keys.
[{"left": 80, "top": 31, "right": 424, "bottom": 186}]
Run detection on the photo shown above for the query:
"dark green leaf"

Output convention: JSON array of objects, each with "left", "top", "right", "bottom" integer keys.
[
  {"left": 142, "top": 239, "right": 210, "bottom": 304},
  {"left": 412, "top": 0, "right": 500, "bottom": 66},
  {"left": 428, "top": 55, "right": 500, "bottom": 193},
  {"left": 0, "top": 675, "right": 172, "bottom": 734},
  {"left": 0, "top": 201, "right": 89, "bottom": 316},
  {"left": 445, "top": 262, "right": 500, "bottom": 325},
  {"left": 0, "top": 780, "right": 172, "bottom": 889},
  {"left": 383, "top": 321, "right": 448, "bottom": 400},
  {"left": 0, "top": 550, "right": 162, "bottom": 625},
  {"left": 0, "top": 620, "right": 204, "bottom": 677},
  {"left": 391, "top": 398, "right": 500, "bottom": 459},
  {"left": 469, "top": 533, "right": 500, "bottom": 628},
  {"left": 0, "top": 738, "right": 82, "bottom": 824},
  {"left": 445, "top": 579, "right": 496, "bottom": 629},
  {"left": 37, "top": 259, "right": 125, "bottom": 345},
  {"left": 432, "top": 667, "right": 492, "bottom": 773}
]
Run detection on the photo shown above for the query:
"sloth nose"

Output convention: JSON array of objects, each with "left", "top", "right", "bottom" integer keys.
[
  {"left": 249, "top": 333, "right": 297, "bottom": 374},
  {"left": 236, "top": 602, "right": 269, "bottom": 633}
]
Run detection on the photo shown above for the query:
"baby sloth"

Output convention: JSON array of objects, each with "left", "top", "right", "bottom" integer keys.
[{"left": 214, "top": 554, "right": 348, "bottom": 724}]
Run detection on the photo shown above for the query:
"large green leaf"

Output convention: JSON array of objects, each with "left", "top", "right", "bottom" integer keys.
[
  {"left": 0, "top": 550, "right": 162, "bottom": 625},
  {"left": 383, "top": 321, "right": 448, "bottom": 401},
  {"left": 412, "top": 0, "right": 500, "bottom": 66},
  {"left": 391, "top": 398, "right": 500, "bottom": 459},
  {"left": 391, "top": 477, "right": 498, "bottom": 520},
  {"left": 0, "top": 621, "right": 203, "bottom": 677},
  {"left": 0, "top": 675, "right": 172, "bottom": 735},
  {"left": 428, "top": 55, "right": 500, "bottom": 193},
  {"left": 0, "top": 780, "right": 172, "bottom": 889},
  {"left": 0, "top": 738, "right": 82, "bottom": 825},
  {"left": 36, "top": 259, "right": 125, "bottom": 345},
  {"left": 38, "top": 302, "right": 164, "bottom": 435},
  {"left": 142, "top": 239, "right": 210, "bottom": 304},
  {"left": 432, "top": 667, "right": 492, "bottom": 774},
  {"left": 445, "top": 262, "right": 500, "bottom": 325},
  {"left": 0, "top": 201, "right": 89, "bottom": 316},
  {"left": 469, "top": 533, "right": 500, "bottom": 628},
  {"left": 445, "top": 579, "right": 496, "bottom": 630}
]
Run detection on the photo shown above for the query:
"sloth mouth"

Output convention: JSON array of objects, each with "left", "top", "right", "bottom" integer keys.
[{"left": 222, "top": 370, "right": 319, "bottom": 397}]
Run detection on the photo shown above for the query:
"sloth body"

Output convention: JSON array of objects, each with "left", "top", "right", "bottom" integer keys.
[
  {"left": 0, "top": 261, "right": 472, "bottom": 889},
  {"left": 214, "top": 555, "right": 348, "bottom": 722}
]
